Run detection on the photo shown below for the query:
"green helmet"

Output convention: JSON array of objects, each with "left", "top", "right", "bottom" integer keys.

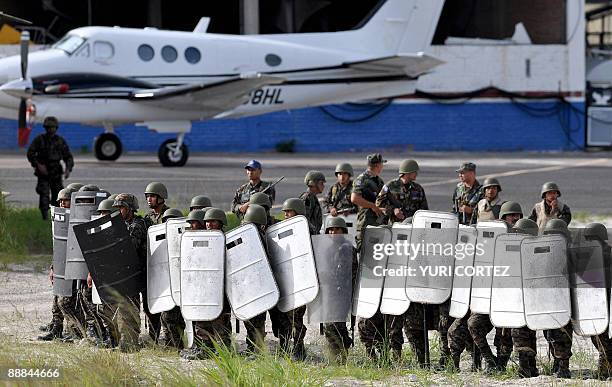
[
  {"left": 541, "top": 182, "right": 561, "bottom": 198},
  {"left": 243, "top": 204, "right": 267, "bottom": 225},
  {"left": 325, "top": 216, "right": 348, "bottom": 233},
  {"left": 482, "top": 177, "right": 502, "bottom": 192},
  {"left": 512, "top": 218, "right": 539, "bottom": 236},
  {"left": 190, "top": 195, "right": 212, "bottom": 209},
  {"left": 79, "top": 184, "right": 99, "bottom": 192},
  {"left": 584, "top": 223, "right": 608, "bottom": 241},
  {"left": 399, "top": 159, "right": 419, "bottom": 175},
  {"left": 162, "top": 208, "right": 184, "bottom": 222},
  {"left": 204, "top": 208, "right": 228, "bottom": 226},
  {"left": 97, "top": 199, "right": 117, "bottom": 213},
  {"left": 335, "top": 163, "right": 354, "bottom": 176},
  {"left": 43, "top": 116, "right": 59, "bottom": 128},
  {"left": 543, "top": 219, "right": 570, "bottom": 238},
  {"left": 108, "top": 193, "right": 118, "bottom": 201},
  {"left": 499, "top": 201, "right": 522, "bottom": 219},
  {"left": 145, "top": 182, "right": 168, "bottom": 199},
  {"left": 304, "top": 170, "right": 326, "bottom": 186},
  {"left": 57, "top": 188, "right": 72, "bottom": 201},
  {"left": 282, "top": 198, "right": 305, "bottom": 215},
  {"left": 113, "top": 193, "right": 139, "bottom": 211},
  {"left": 249, "top": 192, "right": 271, "bottom": 210},
  {"left": 186, "top": 209, "right": 206, "bottom": 225},
  {"left": 66, "top": 183, "right": 84, "bottom": 192}
]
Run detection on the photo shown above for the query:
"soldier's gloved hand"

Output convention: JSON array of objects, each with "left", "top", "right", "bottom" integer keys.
[
  {"left": 330, "top": 207, "right": 338, "bottom": 217},
  {"left": 36, "top": 163, "right": 48, "bottom": 176},
  {"left": 48, "top": 268, "right": 54, "bottom": 284},
  {"left": 87, "top": 272, "right": 93, "bottom": 288},
  {"left": 393, "top": 208, "right": 405, "bottom": 220},
  {"left": 239, "top": 203, "right": 250, "bottom": 214},
  {"left": 64, "top": 170, "right": 70, "bottom": 179}
]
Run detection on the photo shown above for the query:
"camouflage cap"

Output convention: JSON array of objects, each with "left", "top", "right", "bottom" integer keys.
[
  {"left": 113, "top": 193, "right": 139, "bottom": 211},
  {"left": 43, "top": 116, "right": 59, "bottom": 128},
  {"left": 456, "top": 162, "right": 476, "bottom": 173},
  {"left": 367, "top": 153, "right": 387, "bottom": 165}
]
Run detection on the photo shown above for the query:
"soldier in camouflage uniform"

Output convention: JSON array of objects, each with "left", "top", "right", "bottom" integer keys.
[
  {"left": 451, "top": 163, "right": 483, "bottom": 226},
  {"left": 528, "top": 182, "right": 572, "bottom": 229},
  {"left": 144, "top": 182, "right": 170, "bottom": 225},
  {"left": 180, "top": 209, "right": 233, "bottom": 360},
  {"left": 300, "top": 171, "right": 325, "bottom": 235},
  {"left": 26, "top": 116, "right": 74, "bottom": 220},
  {"left": 471, "top": 178, "right": 503, "bottom": 223},
  {"left": 231, "top": 160, "right": 276, "bottom": 221},
  {"left": 324, "top": 163, "right": 357, "bottom": 216}
]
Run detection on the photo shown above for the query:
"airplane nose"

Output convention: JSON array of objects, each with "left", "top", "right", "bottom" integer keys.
[{"left": 0, "top": 78, "right": 33, "bottom": 99}]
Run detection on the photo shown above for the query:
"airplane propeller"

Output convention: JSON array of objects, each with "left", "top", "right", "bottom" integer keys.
[{"left": 18, "top": 31, "right": 29, "bottom": 129}]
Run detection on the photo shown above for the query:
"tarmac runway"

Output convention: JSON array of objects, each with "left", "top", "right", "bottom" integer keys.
[{"left": 1, "top": 151, "right": 611, "bottom": 216}]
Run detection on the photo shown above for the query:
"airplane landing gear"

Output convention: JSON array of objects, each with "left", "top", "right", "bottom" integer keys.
[
  {"left": 94, "top": 133, "right": 122, "bottom": 161},
  {"left": 158, "top": 133, "right": 189, "bottom": 167}
]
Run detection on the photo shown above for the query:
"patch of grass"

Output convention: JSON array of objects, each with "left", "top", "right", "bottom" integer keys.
[
  {"left": 0, "top": 203, "right": 52, "bottom": 264},
  {"left": 571, "top": 211, "right": 612, "bottom": 224}
]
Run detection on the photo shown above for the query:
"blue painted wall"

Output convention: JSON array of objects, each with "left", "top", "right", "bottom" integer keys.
[{"left": 0, "top": 100, "right": 585, "bottom": 152}]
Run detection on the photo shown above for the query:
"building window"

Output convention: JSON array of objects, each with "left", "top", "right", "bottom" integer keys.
[
  {"left": 265, "top": 53, "right": 282, "bottom": 67},
  {"left": 162, "top": 45, "right": 178, "bottom": 62},
  {"left": 184, "top": 47, "right": 201, "bottom": 64},
  {"left": 138, "top": 44, "right": 155, "bottom": 61}
]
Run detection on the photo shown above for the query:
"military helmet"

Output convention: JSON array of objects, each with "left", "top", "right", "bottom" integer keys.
[
  {"left": 162, "top": 208, "right": 184, "bottom": 222},
  {"left": 113, "top": 193, "right": 139, "bottom": 211},
  {"left": 108, "top": 193, "right": 118, "bottom": 201},
  {"left": 282, "top": 198, "right": 306, "bottom": 215},
  {"left": 144, "top": 182, "right": 168, "bottom": 199},
  {"left": 243, "top": 204, "right": 267, "bottom": 225},
  {"left": 325, "top": 216, "right": 348, "bottom": 232},
  {"left": 335, "top": 162, "right": 354, "bottom": 176},
  {"left": 249, "top": 192, "right": 272, "bottom": 210},
  {"left": 482, "top": 177, "right": 502, "bottom": 192},
  {"left": 304, "top": 170, "right": 326, "bottom": 186},
  {"left": 204, "top": 208, "right": 228, "bottom": 226},
  {"left": 512, "top": 218, "right": 539, "bottom": 236},
  {"left": 65, "top": 183, "right": 84, "bottom": 192},
  {"left": 584, "top": 223, "right": 608, "bottom": 241},
  {"left": 540, "top": 182, "right": 561, "bottom": 198},
  {"left": 57, "top": 188, "right": 72, "bottom": 201},
  {"left": 543, "top": 219, "right": 570, "bottom": 238},
  {"left": 97, "top": 199, "right": 116, "bottom": 213},
  {"left": 186, "top": 209, "right": 206, "bottom": 225},
  {"left": 190, "top": 195, "right": 212, "bottom": 209},
  {"left": 79, "top": 184, "right": 99, "bottom": 192},
  {"left": 398, "top": 159, "right": 419, "bottom": 175},
  {"left": 499, "top": 201, "right": 522, "bottom": 219},
  {"left": 43, "top": 116, "right": 59, "bottom": 128}
]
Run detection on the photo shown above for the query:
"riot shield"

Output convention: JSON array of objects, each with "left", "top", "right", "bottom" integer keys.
[
  {"left": 73, "top": 211, "right": 143, "bottom": 303},
  {"left": 266, "top": 216, "right": 319, "bottom": 312},
  {"left": 405, "top": 211, "right": 458, "bottom": 305},
  {"left": 180, "top": 230, "right": 225, "bottom": 321},
  {"left": 321, "top": 213, "right": 358, "bottom": 246},
  {"left": 380, "top": 223, "right": 412, "bottom": 315},
  {"left": 307, "top": 234, "right": 354, "bottom": 324},
  {"left": 449, "top": 225, "right": 477, "bottom": 318},
  {"left": 147, "top": 224, "right": 175, "bottom": 315},
  {"left": 352, "top": 226, "right": 392, "bottom": 318},
  {"left": 51, "top": 206, "right": 73, "bottom": 296},
  {"left": 490, "top": 233, "right": 527, "bottom": 328},
  {"left": 225, "top": 223, "right": 279, "bottom": 321},
  {"left": 166, "top": 218, "right": 187, "bottom": 306},
  {"left": 569, "top": 234, "right": 608, "bottom": 336},
  {"left": 470, "top": 221, "right": 508, "bottom": 314},
  {"left": 65, "top": 190, "right": 108, "bottom": 280},
  {"left": 521, "top": 234, "right": 571, "bottom": 330}
]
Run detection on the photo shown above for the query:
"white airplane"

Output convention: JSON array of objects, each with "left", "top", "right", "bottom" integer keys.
[{"left": 0, "top": 0, "right": 444, "bottom": 166}]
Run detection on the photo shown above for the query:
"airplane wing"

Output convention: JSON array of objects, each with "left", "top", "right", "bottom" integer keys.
[
  {"left": 129, "top": 73, "right": 285, "bottom": 112},
  {"left": 345, "top": 53, "right": 444, "bottom": 78}
]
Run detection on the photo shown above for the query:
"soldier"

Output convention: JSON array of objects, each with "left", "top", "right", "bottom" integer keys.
[
  {"left": 186, "top": 209, "right": 207, "bottom": 230},
  {"left": 451, "top": 162, "right": 483, "bottom": 226},
  {"left": 281, "top": 198, "right": 306, "bottom": 219},
  {"left": 97, "top": 199, "right": 117, "bottom": 216},
  {"left": 189, "top": 195, "right": 212, "bottom": 211},
  {"left": 65, "top": 182, "right": 84, "bottom": 192},
  {"left": 322, "top": 216, "right": 358, "bottom": 364},
  {"left": 324, "top": 163, "right": 357, "bottom": 216},
  {"left": 583, "top": 223, "right": 612, "bottom": 380},
  {"left": 472, "top": 178, "right": 503, "bottom": 223},
  {"left": 249, "top": 192, "right": 276, "bottom": 226},
  {"left": 499, "top": 201, "right": 523, "bottom": 227},
  {"left": 300, "top": 170, "right": 325, "bottom": 235},
  {"left": 180, "top": 208, "right": 232, "bottom": 360},
  {"left": 231, "top": 160, "right": 275, "bottom": 221},
  {"left": 528, "top": 182, "right": 572, "bottom": 228},
  {"left": 162, "top": 208, "right": 184, "bottom": 222},
  {"left": 144, "top": 182, "right": 170, "bottom": 225},
  {"left": 26, "top": 116, "right": 74, "bottom": 220}
]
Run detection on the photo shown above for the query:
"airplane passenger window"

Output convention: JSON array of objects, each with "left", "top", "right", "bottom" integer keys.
[
  {"left": 265, "top": 54, "right": 282, "bottom": 67},
  {"left": 94, "top": 41, "right": 114, "bottom": 59},
  {"left": 184, "top": 47, "right": 201, "bottom": 64},
  {"left": 162, "top": 45, "right": 178, "bottom": 62},
  {"left": 138, "top": 44, "right": 154, "bottom": 61}
]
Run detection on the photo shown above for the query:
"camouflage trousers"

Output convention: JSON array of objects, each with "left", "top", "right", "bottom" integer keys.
[
  {"left": 591, "top": 330, "right": 612, "bottom": 360},
  {"left": 323, "top": 322, "right": 353, "bottom": 358},
  {"left": 79, "top": 286, "right": 105, "bottom": 335},
  {"left": 544, "top": 323, "right": 573, "bottom": 360},
  {"left": 244, "top": 312, "right": 267, "bottom": 352},
  {"left": 141, "top": 289, "right": 162, "bottom": 342},
  {"left": 358, "top": 311, "right": 404, "bottom": 356},
  {"left": 448, "top": 314, "right": 477, "bottom": 360},
  {"left": 161, "top": 306, "right": 185, "bottom": 348},
  {"left": 404, "top": 301, "right": 453, "bottom": 362},
  {"left": 286, "top": 306, "right": 307, "bottom": 351},
  {"left": 101, "top": 295, "right": 141, "bottom": 348},
  {"left": 35, "top": 172, "right": 63, "bottom": 214},
  {"left": 511, "top": 327, "right": 537, "bottom": 359},
  {"left": 267, "top": 307, "right": 293, "bottom": 352},
  {"left": 193, "top": 305, "right": 232, "bottom": 351},
  {"left": 51, "top": 295, "right": 64, "bottom": 327},
  {"left": 57, "top": 285, "right": 84, "bottom": 336},
  {"left": 467, "top": 313, "right": 512, "bottom": 357}
]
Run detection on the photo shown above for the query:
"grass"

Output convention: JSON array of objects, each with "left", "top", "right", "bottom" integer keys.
[{"left": 0, "top": 200, "right": 52, "bottom": 266}]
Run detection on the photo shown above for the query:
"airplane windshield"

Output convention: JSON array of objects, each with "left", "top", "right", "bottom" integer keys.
[{"left": 53, "top": 35, "right": 86, "bottom": 55}]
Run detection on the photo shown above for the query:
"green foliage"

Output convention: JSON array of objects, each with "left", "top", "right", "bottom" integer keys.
[{"left": 0, "top": 204, "right": 52, "bottom": 262}]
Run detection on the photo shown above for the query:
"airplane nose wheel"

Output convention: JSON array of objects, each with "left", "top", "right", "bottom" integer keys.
[
  {"left": 158, "top": 136, "right": 189, "bottom": 167},
  {"left": 94, "top": 133, "right": 122, "bottom": 161}
]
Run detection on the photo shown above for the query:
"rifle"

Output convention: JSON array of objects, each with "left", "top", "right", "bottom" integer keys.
[{"left": 260, "top": 176, "right": 285, "bottom": 195}]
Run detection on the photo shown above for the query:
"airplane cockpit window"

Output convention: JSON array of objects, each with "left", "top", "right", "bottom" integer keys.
[
  {"left": 161, "top": 45, "right": 178, "bottom": 63},
  {"left": 184, "top": 47, "right": 201, "bottom": 64},
  {"left": 265, "top": 54, "right": 282, "bottom": 67},
  {"left": 53, "top": 35, "right": 86, "bottom": 55},
  {"left": 94, "top": 41, "right": 114, "bottom": 59},
  {"left": 138, "top": 44, "right": 155, "bottom": 61},
  {"left": 74, "top": 43, "right": 90, "bottom": 58}
]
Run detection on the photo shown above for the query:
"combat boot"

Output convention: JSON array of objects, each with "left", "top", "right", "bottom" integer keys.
[
  {"left": 37, "top": 324, "right": 62, "bottom": 341},
  {"left": 451, "top": 353, "right": 460, "bottom": 370},
  {"left": 551, "top": 357, "right": 559, "bottom": 374},
  {"left": 554, "top": 359, "right": 571, "bottom": 379},
  {"left": 496, "top": 354, "right": 510, "bottom": 372},
  {"left": 597, "top": 357, "right": 612, "bottom": 380},
  {"left": 38, "top": 322, "right": 54, "bottom": 332},
  {"left": 518, "top": 353, "right": 535, "bottom": 378},
  {"left": 480, "top": 346, "right": 498, "bottom": 375},
  {"left": 470, "top": 348, "right": 482, "bottom": 372},
  {"left": 528, "top": 358, "right": 539, "bottom": 377}
]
